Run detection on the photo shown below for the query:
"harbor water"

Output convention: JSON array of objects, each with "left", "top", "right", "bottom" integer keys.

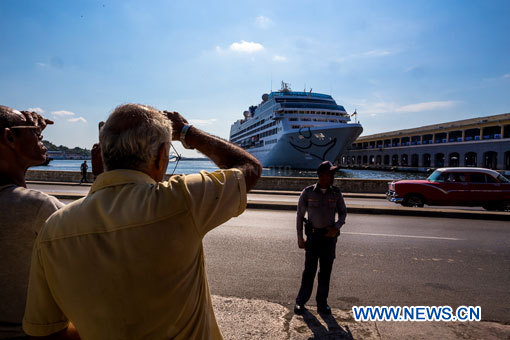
[{"left": 32, "top": 159, "right": 428, "bottom": 180}]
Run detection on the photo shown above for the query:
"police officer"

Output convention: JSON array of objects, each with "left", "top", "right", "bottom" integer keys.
[{"left": 294, "top": 161, "right": 347, "bottom": 315}]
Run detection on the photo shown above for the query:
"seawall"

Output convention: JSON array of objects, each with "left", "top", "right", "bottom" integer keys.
[{"left": 25, "top": 170, "right": 390, "bottom": 193}]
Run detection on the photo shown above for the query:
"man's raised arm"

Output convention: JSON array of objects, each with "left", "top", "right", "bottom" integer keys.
[{"left": 164, "top": 111, "right": 262, "bottom": 191}]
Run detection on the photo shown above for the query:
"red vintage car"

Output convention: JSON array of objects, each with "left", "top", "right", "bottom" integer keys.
[{"left": 387, "top": 167, "right": 510, "bottom": 211}]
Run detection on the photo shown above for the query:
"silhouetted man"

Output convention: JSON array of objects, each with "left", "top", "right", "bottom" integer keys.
[
  {"left": 0, "top": 106, "right": 67, "bottom": 339},
  {"left": 79, "top": 160, "right": 88, "bottom": 183}
]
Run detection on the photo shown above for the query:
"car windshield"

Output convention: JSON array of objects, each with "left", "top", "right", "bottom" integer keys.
[
  {"left": 497, "top": 174, "right": 510, "bottom": 183},
  {"left": 427, "top": 170, "right": 445, "bottom": 182}
]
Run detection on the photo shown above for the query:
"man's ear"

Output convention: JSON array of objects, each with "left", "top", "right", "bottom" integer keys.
[
  {"left": 155, "top": 142, "right": 168, "bottom": 170},
  {"left": 1, "top": 128, "right": 15, "bottom": 145}
]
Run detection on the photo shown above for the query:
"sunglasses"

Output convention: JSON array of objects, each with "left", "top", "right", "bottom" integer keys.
[{"left": 10, "top": 125, "right": 42, "bottom": 139}]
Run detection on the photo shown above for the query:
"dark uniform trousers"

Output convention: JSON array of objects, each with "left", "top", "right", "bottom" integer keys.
[{"left": 296, "top": 232, "right": 337, "bottom": 307}]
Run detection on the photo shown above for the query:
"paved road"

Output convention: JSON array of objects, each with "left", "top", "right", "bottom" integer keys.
[
  {"left": 203, "top": 210, "right": 510, "bottom": 324},
  {"left": 27, "top": 183, "right": 486, "bottom": 211}
]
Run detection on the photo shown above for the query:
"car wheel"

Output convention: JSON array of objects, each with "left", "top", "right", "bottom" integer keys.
[{"left": 403, "top": 194, "right": 425, "bottom": 207}]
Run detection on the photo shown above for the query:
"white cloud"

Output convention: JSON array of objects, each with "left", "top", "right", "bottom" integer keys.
[
  {"left": 336, "top": 49, "right": 394, "bottom": 63},
  {"left": 229, "top": 40, "right": 264, "bottom": 54},
  {"left": 349, "top": 99, "right": 457, "bottom": 116},
  {"left": 255, "top": 16, "right": 272, "bottom": 29},
  {"left": 27, "top": 107, "right": 45, "bottom": 114},
  {"left": 36, "top": 62, "right": 48, "bottom": 67},
  {"left": 189, "top": 118, "right": 217, "bottom": 126},
  {"left": 362, "top": 50, "right": 392, "bottom": 57},
  {"left": 68, "top": 117, "right": 87, "bottom": 123},
  {"left": 272, "top": 55, "right": 287, "bottom": 62},
  {"left": 503, "top": 74, "right": 510, "bottom": 79},
  {"left": 52, "top": 110, "right": 75, "bottom": 117},
  {"left": 395, "top": 101, "right": 457, "bottom": 112}
]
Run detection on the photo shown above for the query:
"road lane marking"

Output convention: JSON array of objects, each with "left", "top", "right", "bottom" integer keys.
[{"left": 342, "top": 232, "right": 463, "bottom": 241}]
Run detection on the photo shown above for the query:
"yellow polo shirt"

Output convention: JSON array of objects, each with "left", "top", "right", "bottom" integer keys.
[{"left": 23, "top": 169, "right": 246, "bottom": 340}]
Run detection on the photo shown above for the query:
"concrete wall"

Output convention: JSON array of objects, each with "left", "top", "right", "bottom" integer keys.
[{"left": 26, "top": 170, "right": 391, "bottom": 193}]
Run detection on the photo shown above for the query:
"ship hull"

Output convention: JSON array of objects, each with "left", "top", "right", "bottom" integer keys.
[{"left": 247, "top": 124, "right": 362, "bottom": 169}]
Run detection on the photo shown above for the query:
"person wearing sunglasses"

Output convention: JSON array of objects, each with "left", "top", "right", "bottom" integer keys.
[{"left": 0, "top": 105, "right": 66, "bottom": 339}]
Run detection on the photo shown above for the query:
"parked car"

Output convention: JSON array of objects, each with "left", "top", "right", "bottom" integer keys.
[{"left": 387, "top": 167, "right": 510, "bottom": 211}]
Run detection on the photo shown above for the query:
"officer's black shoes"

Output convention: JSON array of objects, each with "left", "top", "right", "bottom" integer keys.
[
  {"left": 294, "top": 304, "right": 306, "bottom": 315},
  {"left": 317, "top": 304, "right": 332, "bottom": 315}
]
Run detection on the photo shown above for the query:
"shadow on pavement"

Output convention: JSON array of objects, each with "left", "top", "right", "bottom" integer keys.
[{"left": 302, "top": 310, "right": 354, "bottom": 339}]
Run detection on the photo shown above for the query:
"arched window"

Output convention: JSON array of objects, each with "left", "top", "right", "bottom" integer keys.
[
  {"left": 483, "top": 151, "right": 498, "bottom": 169},
  {"left": 435, "top": 153, "right": 445, "bottom": 168},
  {"left": 464, "top": 152, "right": 477, "bottom": 167},
  {"left": 411, "top": 154, "right": 419, "bottom": 167},
  {"left": 392, "top": 154, "right": 399, "bottom": 166},
  {"left": 401, "top": 154, "right": 409, "bottom": 166},
  {"left": 423, "top": 153, "right": 431, "bottom": 167},
  {"left": 449, "top": 152, "right": 460, "bottom": 167},
  {"left": 384, "top": 155, "right": 390, "bottom": 165}
]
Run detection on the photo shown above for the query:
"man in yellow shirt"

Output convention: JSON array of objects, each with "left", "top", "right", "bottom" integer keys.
[{"left": 23, "top": 104, "right": 262, "bottom": 339}]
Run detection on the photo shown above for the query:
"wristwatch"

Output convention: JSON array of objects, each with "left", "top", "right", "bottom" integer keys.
[{"left": 180, "top": 124, "right": 194, "bottom": 149}]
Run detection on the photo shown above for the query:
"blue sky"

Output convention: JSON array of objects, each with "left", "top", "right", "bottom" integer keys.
[{"left": 1, "top": 0, "right": 509, "bottom": 156}]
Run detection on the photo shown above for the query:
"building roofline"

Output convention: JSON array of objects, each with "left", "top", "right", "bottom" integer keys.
[{"left": 356, "top": 113, "right": 510, "bottom": 141}]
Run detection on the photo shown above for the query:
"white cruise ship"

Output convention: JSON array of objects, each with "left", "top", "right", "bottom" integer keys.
[{"left": 229, "top": 82, "right": 363, "bottom": 169}]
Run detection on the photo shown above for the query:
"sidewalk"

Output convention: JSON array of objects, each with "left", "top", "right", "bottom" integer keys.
[{"left": 212, "top": 295, "right": 510, "bottom": 340}]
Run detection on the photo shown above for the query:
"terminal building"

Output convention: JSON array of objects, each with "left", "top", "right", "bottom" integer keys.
[{"left": 340, "top": 113, "right": 510, "bottom": 171}]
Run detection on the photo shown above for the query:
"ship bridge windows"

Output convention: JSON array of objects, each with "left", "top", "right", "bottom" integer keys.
[
  {"left": 448, "top": 130, "right": 463, "bottom": 142},
  {"left": 464, "top": 128, "right": 480, "bottom": 141},
  {"left": 230, "top": 120, "right": 277, "bottom": 141},
  {"left": 482, "top": 126, "right": 501, "bottom": 140},
  {"left": 300, "top": 118, "right": 311, "bottom": 121},
  {"left": 289, "top": 117, "right": 298, "bottom": 121}
]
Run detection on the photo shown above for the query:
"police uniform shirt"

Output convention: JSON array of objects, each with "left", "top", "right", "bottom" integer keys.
[{"left": 296, "top": 184, "right": 347, "bottom": 236}]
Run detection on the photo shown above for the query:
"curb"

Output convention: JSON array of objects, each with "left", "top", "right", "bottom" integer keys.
[
  {"left": 246, "top": 201, "right": 510, "bottom": 221},
  {"left": 50, "top": 193, "right": 510, "bottom": 221}
]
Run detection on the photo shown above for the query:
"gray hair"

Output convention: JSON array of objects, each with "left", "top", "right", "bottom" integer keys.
[{"left": 100, "top": 104, "right": 172, "bottom": 171}]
